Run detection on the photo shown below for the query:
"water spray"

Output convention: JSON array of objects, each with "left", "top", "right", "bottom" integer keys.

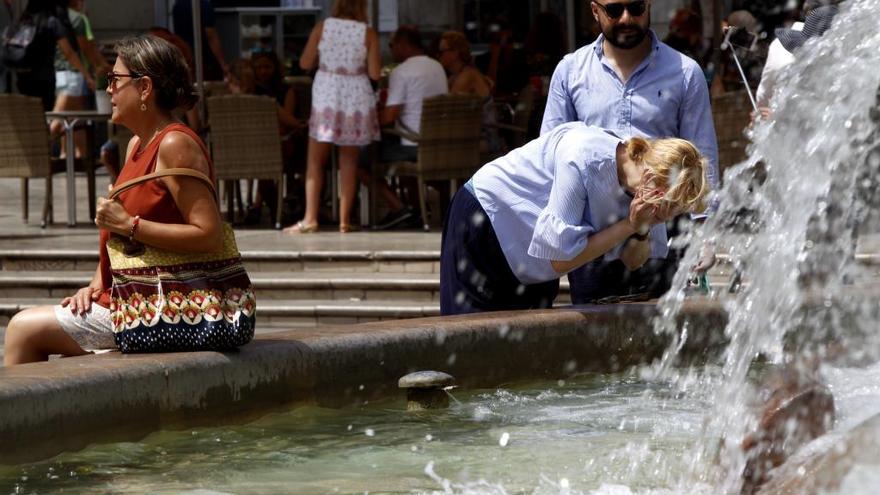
[{"left": 720, "top": 26, "right": 762, "bottom": 115}]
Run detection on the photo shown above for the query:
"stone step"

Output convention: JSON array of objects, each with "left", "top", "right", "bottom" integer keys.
[
  {"left": 3, "top": 249, "right": 878, "bottom": 280},
  {"left": 0, "top": 271, "right": 575, "bottom": 303},
  {"left": 0, "top": 250, "right": 442, "bottom": 274},
  {"left": 0, "top": 298, "right": 442, "bottom": 328}
]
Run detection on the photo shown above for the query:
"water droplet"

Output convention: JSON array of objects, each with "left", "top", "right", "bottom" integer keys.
[
  {"left": 347, "top": 424, "right": 353, "bottom": 431},
  {"left": 358, "top": 384, "right": 365, "bottom": 391},
  {"left": 425, "top": 434, "right": 433, "bottom": 441},
  {"left": 498, "top": 324, "right": 510, "bottom": 337},
  {"left": 446, "top": 353, "right": 457, "bottom": 365},
  {"left": 560, "top": 478, "right": 570, "bottom": 489},
  {"left": 365, "top": 428, "right": 375, "bottom": 437},
  {"left": 410, "top": 445, "right": 418, "bottom": 452},
  {"left": 557, "top": 379, "right": 566, "bottom": 387},
  {"left": 455, "top": 291, "right": 466, "bottom": 305},
  {"left": 471, "top": 212, "right": 485, "bottom": 227},
  {"left": 499, "top": 432, "right": 510, "bottom": 447}
]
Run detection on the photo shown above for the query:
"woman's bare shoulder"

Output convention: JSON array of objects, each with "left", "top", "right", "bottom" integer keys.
[{"left": 156, "top": 130, "right": 210, "bottom": 176}]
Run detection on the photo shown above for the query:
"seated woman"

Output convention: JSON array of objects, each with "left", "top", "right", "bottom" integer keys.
[
  {"left": 440, "top": 122, "right": 709, "bottom": 315},
  {"left": 246, "top": 51, "right": 306, "bottom": 224},
  {"left": 437, "top": 31, "right": 503, "bottom": 155},
  {"left": 3, "top": 35, "right": 222, "bottom": 365},
  {"left": 438, "top": 31, "right": 492, "bottom": 97}
]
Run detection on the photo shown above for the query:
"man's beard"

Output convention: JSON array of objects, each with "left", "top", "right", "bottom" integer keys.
[{"left": 604, "top": 21, "right": 649, "bottom": 49}]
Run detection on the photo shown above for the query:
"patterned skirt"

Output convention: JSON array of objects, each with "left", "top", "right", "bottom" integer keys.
[{"left": 309, "top": 70, "right": 380, "bottom": 146}]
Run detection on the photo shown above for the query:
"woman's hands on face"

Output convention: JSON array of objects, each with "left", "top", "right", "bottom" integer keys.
[
  {"left": 60, "top": 286, "right": 102, "bottom": 315},
  {"left": 627, "top": 195, "right": 656, "bottom": 233},
  {"left": 629, "top": 172, "right": 684, "bottom": 232},
  {"left": 95, "top": 197, "right": 133, "bottom": 236}
]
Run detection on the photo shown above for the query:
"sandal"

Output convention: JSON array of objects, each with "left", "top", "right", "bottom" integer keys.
[
  {"left": 283, "top": 220, "right": 318, "bottom": 234},
  {"left": 339, "top": 224, "right": 357, "bottom": 233}
]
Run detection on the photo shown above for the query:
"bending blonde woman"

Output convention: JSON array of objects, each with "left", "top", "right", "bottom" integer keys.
[{"left": 440, "top": 122, "right": 709, "bottom": 315}]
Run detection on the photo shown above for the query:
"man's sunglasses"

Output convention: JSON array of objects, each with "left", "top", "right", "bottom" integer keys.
[{"left": 592, "top": 0, "right": 648, "bottom": 19}]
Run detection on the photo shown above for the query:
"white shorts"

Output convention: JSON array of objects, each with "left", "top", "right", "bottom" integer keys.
[
  {"left": 53, "top": 303, "right": 116, "bottom": 350},
  {"left": 55, "top": 70, "right": 86, "bottom": 97}
]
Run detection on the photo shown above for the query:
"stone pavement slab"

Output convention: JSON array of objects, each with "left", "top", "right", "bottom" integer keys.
[{"left": 0, "top": 177, "right": 443, "bottom": 253}]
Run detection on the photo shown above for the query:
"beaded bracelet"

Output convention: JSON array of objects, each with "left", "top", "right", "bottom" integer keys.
[
  {"left": 128, "top": 215, "right": 140, "bottom": 242},
  {"left": 630, "top": 232, "right": 649, "bottom": 241}
]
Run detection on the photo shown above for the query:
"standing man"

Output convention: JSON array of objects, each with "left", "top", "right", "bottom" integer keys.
[
  {"left": 172, "top": 0, "right": 229, "bottom": 81},
  {"left": 541, "top": 0, "right": 719, "bottom": 303}
]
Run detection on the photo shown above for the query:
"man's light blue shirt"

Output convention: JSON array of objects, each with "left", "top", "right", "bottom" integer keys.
[
  {"left": 541, "top": 32, "right": 719, "bottom": 190},
  {"left": 470, "top": 123, "right": 668, "bottom": 285}
]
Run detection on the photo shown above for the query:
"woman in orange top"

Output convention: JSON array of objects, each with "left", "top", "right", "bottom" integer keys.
[{"left": 3, "top": 35, "right": 223, "bottom": 365}]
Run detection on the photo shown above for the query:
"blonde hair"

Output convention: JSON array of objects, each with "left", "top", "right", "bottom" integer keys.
[
  {"left": 626, "top": 137, "right": 709, "bottom": 213},
  {"left": 331, "top": 0, "right": 368, "bottom": 22},
  {"left": 440, "top": 31, "right": 473, "bottom": 65}
]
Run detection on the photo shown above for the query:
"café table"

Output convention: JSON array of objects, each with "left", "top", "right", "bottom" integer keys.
[{"left": 45, "top": 110, "right": 112, "bottom": 227}]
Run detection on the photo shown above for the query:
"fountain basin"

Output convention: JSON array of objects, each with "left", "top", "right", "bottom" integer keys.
[{"left": 0, "top": 301, "right": 727, "bottom": 464}]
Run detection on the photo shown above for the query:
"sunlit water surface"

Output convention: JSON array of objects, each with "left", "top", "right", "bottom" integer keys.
[{"left": 0, "top": 373, "right": 714, "bottom": 495}]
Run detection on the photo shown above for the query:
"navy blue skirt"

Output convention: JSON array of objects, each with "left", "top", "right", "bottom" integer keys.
[{"left": 440, "top": 187, "right": 559, "bottom": 315}]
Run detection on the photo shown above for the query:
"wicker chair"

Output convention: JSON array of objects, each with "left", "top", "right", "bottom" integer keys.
[
  {"left": 0, "top": 94, "right": 96, "bottom": 227},
  {"left": 382, "top": 94, "right": 484, "bottom": 230},
  {"left": 206, "top": 94, "right": 285, "bottom": 228}
]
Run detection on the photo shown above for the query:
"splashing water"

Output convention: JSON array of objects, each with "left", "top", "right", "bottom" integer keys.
[{"left": 647, "top": 0, "right": 880, "bottom": 492}]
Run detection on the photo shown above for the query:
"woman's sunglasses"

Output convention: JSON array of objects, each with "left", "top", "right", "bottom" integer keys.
[
  {"left": 592, "top": 0, "right": 648, "bottom": 19},
  {"left": 106, "top": 71, "right": 142, "bottom": 87}
]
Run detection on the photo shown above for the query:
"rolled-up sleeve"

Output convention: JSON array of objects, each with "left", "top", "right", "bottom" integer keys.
[
  {"left": 528, "top": 150, "right": 594, "bottom": 261},
  {"left": 540, "top": 56, "right": 578, "bottom": 136}
]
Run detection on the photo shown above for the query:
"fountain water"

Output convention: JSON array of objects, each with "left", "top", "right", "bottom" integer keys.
[
  {"left": 647, "top": 0, "right": 880, "bottom": 492},
  {"left": 3, "top": 4, "right": 879, "bottom": 494}
]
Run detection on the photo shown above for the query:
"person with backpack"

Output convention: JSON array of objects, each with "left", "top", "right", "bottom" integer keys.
[{"left": 2, "top": 0, "right": 90, "bottom": 110}]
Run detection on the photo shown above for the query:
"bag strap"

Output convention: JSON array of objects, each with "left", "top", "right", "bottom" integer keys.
[{"left": 109, "top": 167, "right": 217, "bottom": 201}]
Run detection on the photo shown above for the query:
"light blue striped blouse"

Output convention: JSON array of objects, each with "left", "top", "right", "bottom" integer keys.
[{"left": 470, "top": 122, "right": 667, "bottom": 285}]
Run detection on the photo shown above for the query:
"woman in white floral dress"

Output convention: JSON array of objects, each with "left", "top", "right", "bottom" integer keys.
[{"left": 285, "top": 0, "right": 380, "bottom": 233}]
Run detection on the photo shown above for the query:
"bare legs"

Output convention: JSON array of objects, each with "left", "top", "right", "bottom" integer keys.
[
  {"left": 50, "top": 93, "right": 88, "bottom": 159},
  {"left": 337, "top": 146, "right": 360, "bottom": 231},
  {"left": 298, "top": 138, "right": 331, "bottom": 229},
  {"left": 3, "top": 306, "right": 88, "bottom": 366},
  {"left": 285, "top": 138, "right": 361, "bottom": 233}
]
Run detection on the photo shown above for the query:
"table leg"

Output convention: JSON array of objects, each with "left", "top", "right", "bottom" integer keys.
[{"left": 65, "top": 119, "right": 78, "bottom": 227}]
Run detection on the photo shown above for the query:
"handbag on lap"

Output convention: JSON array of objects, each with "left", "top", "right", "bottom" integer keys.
[{"left": 105, "top": 168, "right": 256, "bottom": 353}]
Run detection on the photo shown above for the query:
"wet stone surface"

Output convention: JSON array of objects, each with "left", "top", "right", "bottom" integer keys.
[{"left": 398, "top": 370, "right": 456, "bottom": 389}]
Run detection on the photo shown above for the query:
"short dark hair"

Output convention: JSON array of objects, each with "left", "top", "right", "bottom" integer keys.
[
  {"left": 393, "top": 25, "right": 423, "bottom": 51},
  {"left": 114, "top": 35, "right": 198, "bottom": 112}
]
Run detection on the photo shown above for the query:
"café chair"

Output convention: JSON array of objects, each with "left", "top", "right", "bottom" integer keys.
[
  {"left": 0, "top": 94, "right": 97, "bottom": 227},
  {"left": 206, "top": 94, "right": 285, "bottom": 228},
  {"left": 380, "top": 94, "right": 483, "bottom": 230}
]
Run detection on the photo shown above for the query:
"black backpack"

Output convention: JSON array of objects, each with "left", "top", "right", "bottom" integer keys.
[{"left": 1, "top": 17, "right": 37, "bottom": 69}]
